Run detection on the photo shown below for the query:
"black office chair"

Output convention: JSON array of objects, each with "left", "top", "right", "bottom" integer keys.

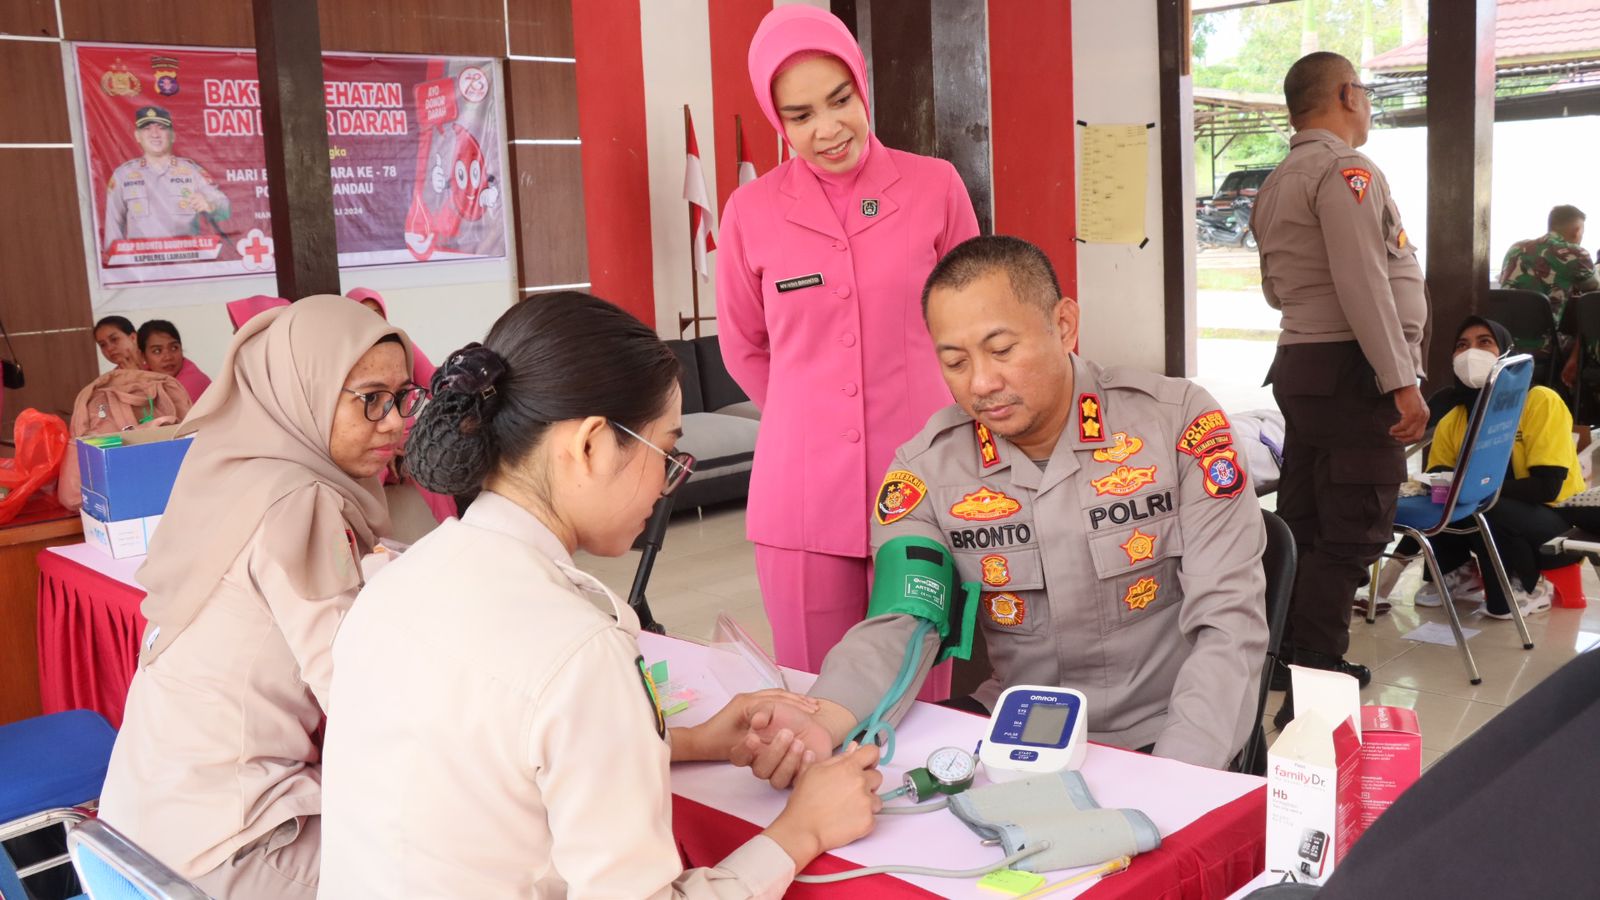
[
  {"left": 1569, "top": 293, "right": 1600, "bottom": 423},
  {"left": 1485, "top": 288, "right": 1559, "bottom": 387},
  {"left": 1234, "top": 508, "right": 1296, "bottom": 775}
]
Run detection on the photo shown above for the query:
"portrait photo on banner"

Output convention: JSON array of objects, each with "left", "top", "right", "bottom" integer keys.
[{"left": 74, "top": 43, "right": 509, "bottom": 288}]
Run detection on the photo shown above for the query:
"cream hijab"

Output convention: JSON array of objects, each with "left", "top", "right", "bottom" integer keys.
[{"left": 137, "top": 295, "right": 411, "bottom": 663}]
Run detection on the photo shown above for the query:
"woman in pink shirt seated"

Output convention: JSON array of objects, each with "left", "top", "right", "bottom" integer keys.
[
  {"left": 94, "top": 315, "right": 143, "bottom": 369},
  {"left": 137, "top": 319, "right": 211, "bottom": 403}
]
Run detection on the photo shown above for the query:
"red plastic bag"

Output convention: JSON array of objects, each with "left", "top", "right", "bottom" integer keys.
[{"left": 0, "top": 408, "right": 70, "bottom": 526}]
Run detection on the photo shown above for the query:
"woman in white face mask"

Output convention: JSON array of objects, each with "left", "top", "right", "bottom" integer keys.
[{"left": 1416, "top": 317, "right": 1587, "bottom": 619}]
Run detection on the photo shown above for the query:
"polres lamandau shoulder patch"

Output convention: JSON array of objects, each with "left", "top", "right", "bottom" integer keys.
[
  {"left": 635, "top": 655, "right": 667, "bottom": 740},
  {"left": 1342, "top": 167, "right": 1372, "bottom": 204}
]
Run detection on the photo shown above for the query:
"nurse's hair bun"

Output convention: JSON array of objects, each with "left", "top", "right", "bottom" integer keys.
[
  {"left": 405, "top": 292, "right": 681, "bottom": 500},
  {"left": 406, "top": 343, "right": 508, "bottom": 496}
]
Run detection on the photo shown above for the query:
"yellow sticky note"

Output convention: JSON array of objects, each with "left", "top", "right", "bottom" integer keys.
[{"left": 977, "top": 869, "right": 1047, "bottom": 895}]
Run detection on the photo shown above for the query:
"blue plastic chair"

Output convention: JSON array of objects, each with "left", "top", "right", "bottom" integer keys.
[
  {"left": 0, "top": 710, "right": 117, "bottom": 824},
  {"left": 1, "top": 807, "right": 91, "bottom": 895},
  {"left": 1388, "top": 354, "right": 1536, "bottom": 685},
  {"left": 68, "top": 818, "right": 208, "bottom": 900}
]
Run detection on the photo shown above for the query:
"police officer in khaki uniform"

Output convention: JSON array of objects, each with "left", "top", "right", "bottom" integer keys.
[
  {"left": 1253, "top": 52, "right": 1428, "bottom": 707},
  {"left": 730, "top": 237, "right": 1269, "bottom": 775},
  {"left": 103, "top": 106, "right": 231, "bottom": 248}
]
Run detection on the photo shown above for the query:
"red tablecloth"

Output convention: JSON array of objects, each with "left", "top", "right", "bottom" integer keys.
[
  {"left": 36, "top": 547, "right": 147, "bottom": 728},
  {"left": 673, "top": 780, "right": 1265, "bottom": 899}
]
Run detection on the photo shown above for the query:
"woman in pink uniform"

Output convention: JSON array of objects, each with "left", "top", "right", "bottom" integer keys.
[{"left": 717, "top": 6, "right": 978, "bottom": 679}]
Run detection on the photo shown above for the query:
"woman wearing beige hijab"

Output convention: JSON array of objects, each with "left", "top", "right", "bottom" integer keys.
[{"left": 98, "top": 295, "right": 423, "bottom": 899}]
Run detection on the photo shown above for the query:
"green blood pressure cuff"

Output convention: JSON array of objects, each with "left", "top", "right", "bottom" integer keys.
[
  {"left": 869, "top": 536, "right": 979, "bottom": 663},
  {"left": 948, "top": 771, "right": 1162, "bottom": 873}
]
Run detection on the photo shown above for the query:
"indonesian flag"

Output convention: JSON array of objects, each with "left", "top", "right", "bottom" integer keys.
[
  {"left": 737, "top": 117, "right": 757, "bottom": 186},
  {"left": 684, "top": 110, "right": 716, "bottom": 280}
]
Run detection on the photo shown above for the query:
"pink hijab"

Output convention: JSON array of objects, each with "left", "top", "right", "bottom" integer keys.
[
  {"left": 347, "top": 288, "right": 438, "bottom": 391},
  {"left": 227, "top": 295, "right": 291, "bottom": 331},
  {"left": 748, "top": 6, "right": 871, "bottom": 139}
]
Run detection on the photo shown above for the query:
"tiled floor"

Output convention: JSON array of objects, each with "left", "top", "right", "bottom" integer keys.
[{"left": 579, "top": 503, "right": 1600, "bottom": 769}]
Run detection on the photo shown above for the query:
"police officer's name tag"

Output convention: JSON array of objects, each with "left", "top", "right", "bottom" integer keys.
[{"left": 775, "top": 273, "right": 824, "bottom": 293}]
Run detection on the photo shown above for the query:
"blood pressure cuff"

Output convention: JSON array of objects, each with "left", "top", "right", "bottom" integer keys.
[
  {"left": 947, "top": 771, "right": 1161, "bottom": 873},
  {"left": 868, "top": 535, "right": 979, "bottom": 662}
]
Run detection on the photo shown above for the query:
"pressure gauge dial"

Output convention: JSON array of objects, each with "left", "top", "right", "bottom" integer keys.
[{"left": 903, "top": 746, "right": 979, "bottom": 802}]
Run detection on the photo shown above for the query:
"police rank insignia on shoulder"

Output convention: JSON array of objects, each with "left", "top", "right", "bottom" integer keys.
[
  {"left": 1342, "top": 167, "right": 1371, "bottom": 204},
  {"left": 975, "top": 421, "right": 1002, "bottom": 468},
  {"left": 634, "top": 656, "right": 667, "bottom": 739},
  {"left": 1200, "top": 447, "right": 1246, "bottom": 499},
  {"left": 876, "top": 470, "right": 928, "bottom": 525},
  {"left": 1176, "top": 409, "right": 1232, "bottom": 457},
  {"left": 1078, "top": 393, "right": 1105, "bottom": 442}
]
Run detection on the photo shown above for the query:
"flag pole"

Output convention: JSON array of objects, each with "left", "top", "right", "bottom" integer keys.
[
  {"left": 735, "top": 113, "right": 744, "bottom": 175},
  {"left": 683, "top": 104, "right": 702, "bottom": 339}
]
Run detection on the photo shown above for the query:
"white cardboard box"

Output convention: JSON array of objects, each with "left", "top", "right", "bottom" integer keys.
[
  {"left": 82, "top": 511, "right": 161, "bottom": 560},
  {"left": 1265, "top": 666, "right": 1363, "bottom": 885}
]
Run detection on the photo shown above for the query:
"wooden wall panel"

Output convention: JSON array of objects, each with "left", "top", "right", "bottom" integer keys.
[
  {"left": 507, "top": 0, "right": 575, "bottom": 58},
  {"left": 507, "top": 59, "right": 578, "bottom": 140},
  {"left": 320, "top": 0, "right": 505, "bottom": 57},
  {"left": 0, "top": 150, "right": 92, "bottom": 334},
  {"left": 60, "top": 0, "right": 253, "bottom": 47},
  {"left": 0, "top": 40, "right": 71, "bottom": 144},
  {"left": 0, "top": 331, "right": 97, "bottom": 436},
  {"left": 510, "top": 144, "right": 587, "bottom": 288},
  {"left": 0, "top": 0, "right": 60, "bottom": 38}
]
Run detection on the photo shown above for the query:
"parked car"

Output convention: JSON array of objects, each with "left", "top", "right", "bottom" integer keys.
[{"left": 1198, "top": 166, "right": 1275, "bottom": 212}]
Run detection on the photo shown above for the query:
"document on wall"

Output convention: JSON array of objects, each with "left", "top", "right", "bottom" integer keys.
[{"left": 1077, "top": 124, "right": 1150, "bottom": 245}]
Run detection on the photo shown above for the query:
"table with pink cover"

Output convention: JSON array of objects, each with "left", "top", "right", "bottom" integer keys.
[{"left": 640, "top": 632, "right": 1267, "bottom": 899}]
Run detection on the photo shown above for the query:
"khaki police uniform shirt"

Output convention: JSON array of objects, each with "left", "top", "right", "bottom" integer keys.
[
  {"left": 103, "top": 155, "right": 231, "bottom": 246},
  {"left": 811, "top": 356, "right": 1268, "bottom": 770},
  {"left": 1253, "top": 129, "right": 1427, "bottom": 393},
  {"left": 319, "top": 491, "right": 794, "bottom": 899}
]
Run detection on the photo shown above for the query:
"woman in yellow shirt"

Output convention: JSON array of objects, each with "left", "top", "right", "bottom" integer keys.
[{"left": 1422, "top": 317, "right": 1585, "bottom": 619}]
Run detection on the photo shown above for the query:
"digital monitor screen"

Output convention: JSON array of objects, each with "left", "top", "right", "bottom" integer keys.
[{"left": 1019, "top": 703, "right": 1070, "bottom": 745}]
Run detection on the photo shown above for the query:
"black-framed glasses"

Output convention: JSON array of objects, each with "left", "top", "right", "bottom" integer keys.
[
  {"left": 342, "top": 386, "right": 428, "bottom": 422},
  {"left": 612, "top": 422, "right": 696, "bottom": 497}
]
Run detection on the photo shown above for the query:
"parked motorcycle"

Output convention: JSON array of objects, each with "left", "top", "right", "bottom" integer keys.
[{"left": 1197, "top": 195, "right": 1256, "bottom": 251}]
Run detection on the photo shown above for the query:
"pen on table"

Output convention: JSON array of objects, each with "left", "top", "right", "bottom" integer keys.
[{"left": 1013, "top": 855, "right": 1132, "bottom": 900}]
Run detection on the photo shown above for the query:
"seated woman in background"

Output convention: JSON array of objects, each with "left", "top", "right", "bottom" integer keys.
[
  {"left": 1419, "top": 316, "right": 1585, "bottom": 619},
  {"left": 137, "top": 318, "right": 211, "bottom": 402},
  {"left": 98, "top": 295, "right": 421, "bottom": 899},
  {"left": 93, "top": 315, "right": 142, "bottom": 369},
  {"left": 320, "top": 293, "right": 883, "bottom": 898},
  {"left": 347, "top": 287, "right": 437, "bottom": 389}
]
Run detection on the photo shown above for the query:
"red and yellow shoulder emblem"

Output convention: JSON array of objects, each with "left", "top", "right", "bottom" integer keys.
[
  {"left": 975, "top": 421, "right": 1002, "bottom": 468},
  {"left": 1078, "top": 393, "right": 1105, "bottom": 443},
  {"left": 875, "top": 470, "right": 927, "bottom": 525},
  {"left": 1342, "top": 167, "right": 1372, "bottom": 204},
  {"left": 1123, "top": 577, "right": 1159, "bottom": 611},
  {"left": 1176, "top": 409, "right": 1232, "bottom": 457},
  {"left": 950, "top": 487, "right": 1022, "bottom": 521},
  {"left": 1090, "top": 465, "right": 1158, "bottom": 497},
  {"left": 1200, "top": 447, "right": 1247, "bottom": 499}
]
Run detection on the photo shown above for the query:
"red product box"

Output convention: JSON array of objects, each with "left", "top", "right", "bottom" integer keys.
[{"left": 1357, "top": 705, "right": 1423, "bottom": 832}]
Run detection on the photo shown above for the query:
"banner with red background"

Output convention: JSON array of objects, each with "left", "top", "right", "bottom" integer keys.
[{"left": 75, "top": 44, "right": 507, "bottom": 288}]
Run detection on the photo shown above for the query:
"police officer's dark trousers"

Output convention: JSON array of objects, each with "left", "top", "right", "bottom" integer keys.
[{"left": 1269, "top": 341, "right": 1407, "bottom": 659}]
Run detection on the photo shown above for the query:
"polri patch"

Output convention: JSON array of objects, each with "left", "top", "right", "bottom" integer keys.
[
  {"left": 975, "top": 421, "right": 1002, "bottom": 468},
  {"left": 949, "top": 487, "right": 1022, "bottom": 522},
  {"left": 775, "top": 272, "right": 824, "bottom": 293},
  {"left": 1200, "top": 447, "right": 1247, "bottom": 499},
  {"left": 981, "top": 554, "right": 1011, "bottom": 587},
  {"left": 634, "top": 655, "right": 667, "bottom": 739},
  {"left": 986, "top": 592, "right": 1026, "bottom": 627},
  {"left": 1121, "top": 528, "right": 1157, "bottom": 565},
  {"left": 1123, "top": 577, "right": 1159, "bottom": 611},
  {"left": 1342, "top": 167, "right": 1371, "bottom": 204},
  {"left": 1176, "top": 409, "right": 1231, "bottom": 457},
  {"left": 876, "top": 469, "right": 928, "bottom": 525},
  {"left": 1078, "top": 393, "right": 1105, "bottom": 442}
]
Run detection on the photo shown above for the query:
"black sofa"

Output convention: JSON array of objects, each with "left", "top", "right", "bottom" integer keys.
[{"left": 665, "top": 336, "right": 759, "bottom": 509}]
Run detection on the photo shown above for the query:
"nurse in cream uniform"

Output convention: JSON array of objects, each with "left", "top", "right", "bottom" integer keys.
[
  {"left": 319, "top": 292, "right": 884, "bottom": 899},
  {"left": 718, "top": 5, "right": 980, "bottom": 679}
]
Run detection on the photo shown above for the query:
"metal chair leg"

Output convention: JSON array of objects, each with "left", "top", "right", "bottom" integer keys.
[
  {"left": 1402, "top": 525, "right": 1481, "bottom": 685},
  {"left": 1473, "top": 512, "right": 1536, "bottom": 651},
  {"left": 1365, "top": 559, "right": 1381, "bottom": 624}
]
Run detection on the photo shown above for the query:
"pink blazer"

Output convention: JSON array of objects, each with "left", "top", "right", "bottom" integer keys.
[{"left": 717, "top": 146, "right": 979, "bottom": 556}]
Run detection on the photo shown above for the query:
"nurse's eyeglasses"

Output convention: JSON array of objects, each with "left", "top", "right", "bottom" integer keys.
[
  {"left": 342, "top": 386, "right": 429, "bottom": 422},
  {"left": 612, "top": 422, "right": 696, "bottom": 497}
]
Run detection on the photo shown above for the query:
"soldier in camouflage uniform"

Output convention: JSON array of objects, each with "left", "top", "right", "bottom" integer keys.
[{"left": 1499, "top": 205, "right": 1600, "bottom": 403}]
